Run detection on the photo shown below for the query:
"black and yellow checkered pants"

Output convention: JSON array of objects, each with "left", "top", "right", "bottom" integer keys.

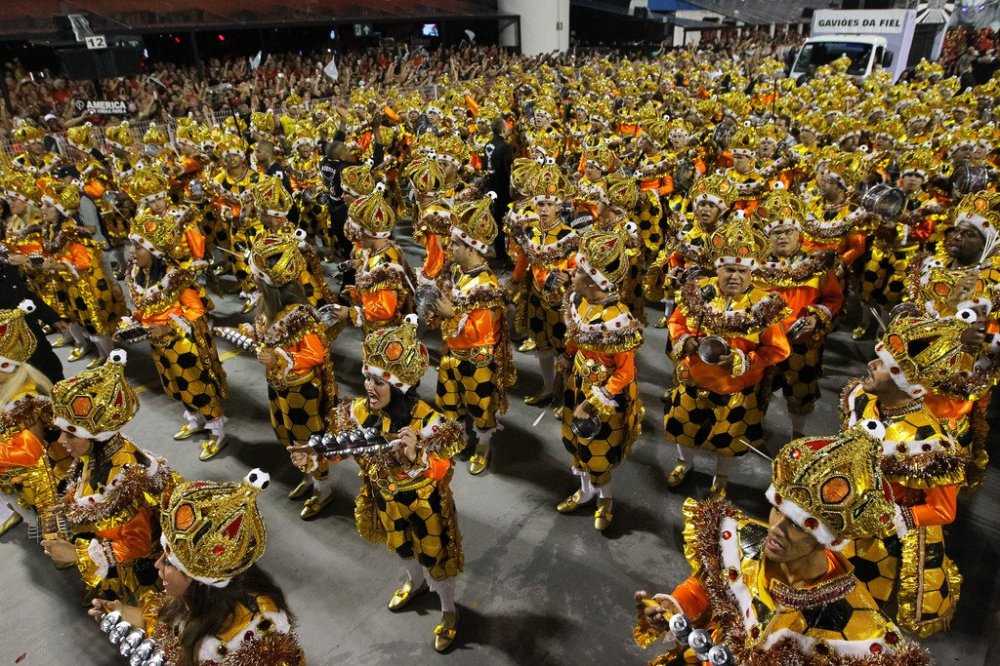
[
  {"left": 772, "top": 341, "right": 824, "bottom": 415},
  {"left": 67, "top": 265, "right": 128, "bottom": 336},
  {"left": 859, "top": 241, "right": 916, "bottom": 308},
  {"left": 151, "top": 320, "right": 227, "bottom": 421},
  {"left": 435, "top": 352, "right": 501, "bottom": 431},
  {"left": 375, "top": 473, "right": 464, "bottom": 581},
  {"left": 663, "top": 383, "right": 763, "bottom": 456},
  {"left": 526, "top": 285, "right": 566, "bottom": 353},
  {"left": 560, "top": 375, "right": 642, "bottom": 487},
  {"left": 267, "top": 365, "right": 336, "bottom": 447}
]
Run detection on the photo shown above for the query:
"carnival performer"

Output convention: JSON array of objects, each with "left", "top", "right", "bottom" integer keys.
[
  {"left": 841, "top": 311, "right": 975, "bottom": 636},
  {"left": 663, "top": 213, "right": 790, "bottom": 497},
  {"left": 634, "top": 423, "right": 930, "bottom": 665},
  {"left": 290, "top": 317, "right": 465, "bottom": 651},
  {"left": 88, "top": 469, "right": 306, "bottom": 666},
  {"left": 123, "top": 209, "right": 229, "bottom": 461},
  {"left": 432, "top": 193, "right": 514, "bottom": 476},
  {"left": 556, "top": 227, "right": 643, "bottom": 532},
  {"left": 509, "top": 161, "right": 578, "bottom": 405},
  {"left": 753, "top": 190, "right": 844, "bottom": 438},
  {"left": 238, "top": 233, "right": 339, "bottom": 519},
  {"left": 41, "top": 350, "right": 171, "bottom": 604}
]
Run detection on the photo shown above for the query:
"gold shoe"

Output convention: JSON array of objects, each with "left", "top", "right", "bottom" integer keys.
[
  {"left": 173, "top": 423, "right": 205, "bottom": 441},
  {"left": 556, "top": 489, "right": 594, "bottom": 514},
  {"left": 67, "top": 347, "right": 90, "bottom": 362},
  {"left": 518, "top": 338, "right": 536, "bottom": 352},
  {"left": 212, "top": 261, "right": 231, "bottom": 277},
  {"left": 288, "top": 478, "right": 313, "bottom": 500},
  {"left": 85, "top": 356, "right": 103, "bottom": 369},
  {"left": 41, "top": 324, "right": 53, "bottom": 335},
  {"left": 654, "top": 316, "right": 668, "bottom": 328},
  {"left": 198, "top": 435, "right": 228, "bottom": 461},
  {"left": 851, "top": 325, "right": 867, "bottom": 341},
  {"left": 594, "top": 497, "right": 614, "bottom": 532},
  {"left": 388, "top": 578, "right": 429, "bottom": 611},
  {"left": 709, "top": 475, "right": 729, "bottom": 500},
  {"left": 51, "top": 336, "right": 68, "bottom": 349},
  {"left": 0, "top": 512, "right": 23, "bottom": 537},
  {"left": 241, "top": 298, "right": 256, "bottom": 314},
  {"left": 468, "top": 444, "right": 490, "bottom": 476},
  {"left": 299, "top": 491, "right": 334, "bottom": 520},
  {"left": 665, "top": 463, "right": 691, "bottom": 488},
  {"left": 524, "top": 392, "right": 553, "bottom": 407},
  {"left": 433, "top": 610, "right": 459, "bottom": 653}
]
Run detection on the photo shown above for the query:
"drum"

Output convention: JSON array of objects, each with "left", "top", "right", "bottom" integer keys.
[
  {"left": 861, "top": 184, "right": 906, "bottom": 221},
  {"left": 697, "top": 336, "right": 730, "bottom": 365},
  {"left": 570, "top": 414, "right": 603, "bottom": 440},
  {"left": 414, "top": 283, "right": 442, "bottom": 320},
  {"left": 952, "top": 165, "right": 991, "bottom": 195}
]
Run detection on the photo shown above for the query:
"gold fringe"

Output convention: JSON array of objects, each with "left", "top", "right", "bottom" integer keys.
[{"left": 895, "top": 526, "right": 961, "bottom": 638}]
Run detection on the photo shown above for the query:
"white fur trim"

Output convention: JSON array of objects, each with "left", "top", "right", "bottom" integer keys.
[
  {"left": 766, "top": 485, "right": 843, "bottom": 550},
  {"left": 196, "top": 608, "right": 291, "bottom": 661},
  {"left": 54, "top": 416, "right": 115, "bottom": 442},
  {"left": 87, "top": 538, "right": 111, "bottom": 581},
  {"left": 761, "top": 627, "right": 894, "bottom": 658},
  {"left": 451, "top": 227, "right": 489, "bottom": 254},
  {"left": 0, "top": 356, "right": 20, "bottom": 373},
  {"left": 575, "top": 254, "right": 614, "bottom": 292},
  {"left": 363, "top": 364, "right": 413, "bottom": 392},
  {"left": 874, "top": 342, "right": 926, "bottom": 398},
  {"left": 719, "top": 515, "right": 760, "bottom": 634},
  {"left": 160, "top": 533, "right": 230, "bottom": 588},
  {"left": 730, "top": 347, "right": 748, "bottom": 378},
  {"left": 275, "top": 348, "right": 294, "bottom": 381},
  {"left": 891, "top": 505, "right": 910, "bottom": 539},
  {"left": 590, "top": 385, "right": 618, "bottom": 407}
]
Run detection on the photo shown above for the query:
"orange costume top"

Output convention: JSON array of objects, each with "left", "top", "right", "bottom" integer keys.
[{"left": 754, "top": 249, "right": 844, "bottom": 331}]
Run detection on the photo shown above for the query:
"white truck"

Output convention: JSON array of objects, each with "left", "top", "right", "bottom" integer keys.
[{"left": 790, "top": 8, "right": 948, "bottom": 82}]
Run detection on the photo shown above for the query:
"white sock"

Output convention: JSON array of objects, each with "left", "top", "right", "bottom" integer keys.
[
  {"left": 311, "top": 472, "right": 333, "bottom": 501},
  {"left": 430, "top": 576, "right": 457, "bottom": 614},
  {"left": 0, "top": 499, "right": 18, "bottom": 524},
  {"left": 579, "top": 471, "right": 596, "bottom": 501},
  {"left": 537, "top": 350, "right": 556, "bottom": 394},
  {"left": 713, "top": 455, "right": 734, "bottom": 485},
  {"left": 402, "top": 558, "right": 425, "bottom": 588},
  {"left": 675, "top": 444, "right": 692, "bottom": 469},
  {"left": 92, "top": 335, "right": 114, "bottom": 359},
  {"left": 185, "top": 410, "right": 208, "bottom": 429},
  {"left": 69, "top": 323, "right": 89, "bottom": 346},
  {"left": 474, "top": 427, "right": 494, "bottom": 452},
  {"left": 790, "top": 413, "right": 808, "bottom": 437},
  {"left": 205, "top": 415, "right": 227, "bottom": 437},
  {"left": 597, "top": 478, "right": 613, "bottom": 500}
]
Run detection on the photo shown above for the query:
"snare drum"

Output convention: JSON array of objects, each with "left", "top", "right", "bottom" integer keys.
[{"left": 861, "top": 184, "right": 905, "bottom": 221}]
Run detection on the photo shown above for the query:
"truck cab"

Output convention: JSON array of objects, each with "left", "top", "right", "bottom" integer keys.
[{"left": 789, "top": 34, "right": 892, "bottom": 82}]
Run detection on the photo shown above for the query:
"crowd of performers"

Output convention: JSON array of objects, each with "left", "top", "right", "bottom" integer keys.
[{"left": 1, "top": 48, "right": 999, "bottom": 663}]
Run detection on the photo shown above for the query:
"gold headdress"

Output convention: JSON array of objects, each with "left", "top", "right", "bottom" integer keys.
[
  {"left": 66, "top": 124, "right": 95, "bottom": 150},
  {"left": 219, "top": 134, "right": 247, "bottom": 158},
  {"left": 253, "top": 174, "right": 292, "bottom": 217},
  {"left": 104, "top": 121, "right": 136, "bottom": 149},
  {"left": 127, "top": 167, "right": 169, "bottom": 205},
  {"left": 284, "top": 91, "right": 303, "bottom": 108},
  {"left": 289, "top": 120, "right": 318, "bottom": 149},
  {"left": 511, "top": 157, "right": 542, "bottom": 197},
  {"left": 706, "top": 212, "right": 767, "bottom": 269},
  {"left": 349, "top": 183, "right": 395, "bottom": 238},
  {"left": 874, "top": 311, "right": 979, "bottom": 399},
  {"left": 161, "top": 469, "right": 269, "bottom": 588},
  {"left": 0, "top": 300, "right": 38, "bottom": 371},
  {"left": 362, "top": 315, "right": 429, "bottom": 391},
  {"left": 405, "top": 156, "right": 457, "bottom": 196},
  {"left": 250, "top": 111, "right": 275, "bottom": 135},
  {"left": 452, "top": 192, "right": 498, "bottom": 253},
  {"left": 174, "top": 117, "right": 201, "bottom": 146},
  {"left": 577, "top": 227, "right": 630, "bottom": 291},
  {"left": 727, "top": 125, "right": 756, "bottom": 157},
  {"left": 755, "top": 189, "right": 807, "bottom": 234},
  {"left": 12, "top": 124, "right": 45, "bottom": 145},
  {"left": 897, "top": 148, "right": 935, "bottom": 179},
  {"left": 691, "top": 172, "right": 737, "bottom": 212},
  {"left": 767, "top": 422, "right": 898, "bottom": 551},
  {"left": 823, "top": 152, "right": 860, "bottom": 190},
  {"left": 41, "top": 181, "right": 82, "bottom": 217},
  {"left": 142, "top": 123, "right": 169, "bottom": 147},
  {"left": 129, "top": 211, "right": 182, "bottom": 259},
  {"left": 341, "top": 162, "right": 379, "bottom": 197},
  {"left": 605, "top": 175, "right": 638, "bottom": 212},
  {"left": 527, "top": 160, "right": 573, "bottom": 203},
  {"left": 2, "top": 168, "right": 42, "bottom": 204},
  {"left": 251, "top": 232, "right": 307, "bottom": 287},
  {"left": 51, "top": 350, "right": 138, "bottom": 440}
]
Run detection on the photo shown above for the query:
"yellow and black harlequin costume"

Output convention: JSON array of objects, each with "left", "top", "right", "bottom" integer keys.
[
  {"left": 65, "top": 125, "right": 131, "bottom": 259},
  {"left": 664, "top": 216, "right": 790, "bottom": 491},
  {"left": 249, "top": 233, "right": 338, "bottom": 518},
  {"left": 349, "top": 185, "right": 415, "bottom": 334},
  {"left": 434, "top": 194, "right": 515, "bottom": 475},
  {"left": 211, "top": 136, "right": 260, "bottom": 294},
  {"left": 753, "top": 191, "right": 844, "bottom": 424},
  {"left": 125, "top": 213, "right": 228, "bottom": 456},
  {"left": 288, "top": 122, "right": 335, "bottom": 254},
  {"left": 840, "top": 313, "right": 975, "bottom": 637},
  {"left": 322, "top": 319, "right": 465, "bottom": 651},
  {"left": 144, "top": 470, "right": 305, "bottom": 665},
  {"left": 557, "top": 227, "right": 643, "bottom": 532},
  {"left": 50, "top": 351, "right": 172, "bottom": 603},
  {"left": 801, "top": 152, "right": 871, "bottom": 268},
  {"left": 634, "top": 426, "right": 930, "bottom": 666},
  {"left": 10, "top": 124, "right": 59, "bottom": 175},
  {"left": 405, "top": 153, "right": 457, "bottom": 284}
]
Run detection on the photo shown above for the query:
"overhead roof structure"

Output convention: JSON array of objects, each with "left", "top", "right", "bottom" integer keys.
[
  {"left": 0, "top": 0, "right": 503, "bottom": 39},
  {"left": 650, "top": 0, "right": 837, "bottom": 25}
]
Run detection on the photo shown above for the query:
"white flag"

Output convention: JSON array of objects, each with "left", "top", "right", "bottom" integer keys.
[
  {"left": 249, "top": 51, "right": 263, "bottom": 71},
  {"left": 323, "top": 55, "right": 339, "bottom": 81},
  {"left": 464, "top": 29, "right": 476, "bottom": 42}
]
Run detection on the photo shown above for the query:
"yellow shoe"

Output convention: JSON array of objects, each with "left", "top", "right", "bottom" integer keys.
[
  {"left": 51, "top": 336, "right": 68, "bottom": 348},
  {"left": 241, "top": 298, "right": 256, "bottom": 314},
  {"left": 433, "top": 610, "right": 459, "bottom": 652},
  {"left": 67, "top": 347, "right": 90, "bottom": 362},
  {"left": 198, "top": 435, "right": 228, "bottom": 461},
  {"left": 709, "top": 475, "right": 728, "bottom": 500},
  {"left": 0, "top": 512, "right": 23, "bottom": 537},
  {"left": 665, "top": 463, "right": 691, "bottom": 488},
  {"left": 85, "top": 356, "right": 103, "bottom": 369},
  {"left": 388, "top": 578, "right": 429, "bottom": 611},
  {"left": 468, "top": 444, "right": 490, "bottom": 476},
  {"left": 851, "top": 326, "right": 867, "bottom": 341},
  {"left": 299, "top": 491, "right": 334, "bottom": 520},
  {"left": 594, "top": 497, "right": 614, "bottom": 532},
  {"left": 518, "top": 338, "right": 536, "bottom": 352},
  {"left": 524, "top": 392, "right": 553, "bottom": 407},
  {"left": 288, "top": 478, "right": 313, "bottom": 500},
  {"left": 556, "top": 489, "right": 594, "bottom": 514},
  {"left": 653, "top": 316, "right": 668, "bottom": 329},
  {"left": 173, "top": 423, "right": 205, "bottom": 441}
]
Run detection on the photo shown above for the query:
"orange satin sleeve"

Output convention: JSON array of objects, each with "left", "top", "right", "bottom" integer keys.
[
  {"left": 604, "top": 351, "right": 636, "bottom": 396},
  {"left": 841, "top": 232, "right": 866, "bottom": 264},
  {"left": 423, "top": 233, "right": 445, "bottom": 280},
  {"left": 670, "top": 576, "right": 711, "bottom": 622},
  {"left": 447, "top": 308, "right": 501, "bottom": 349},
  {"left": 902, "top": 484, "right": 959, "bottom": 528},
  {"left": 65, "top": 242, "right": 93, "bottom": 270},
  {"left": 184, "top": 227, "right": 205, "bottom": 260},
  {"left": 288, "top": 332, "right": 325, "bottom": 374},
  {"left": 424, "top": 456, "right": 452, "bottom": 481},
  {"left": 748, "top": 322, "right": 791, "bottom": 372},
  {"left": 100, "top": 507, "right": 154, "bottom": 564},
  {"left": 818, "top": 270, "right": 844, "bottom": 318},
  {"left": 0, "top": 429, "right": 46, "bottom": 470},
  {"left": 179, "top": 288, "right": 206, "bottom": 322},
  {"left": 667, "top": 306, "right": 696, "bottom": 351},
  {"left": 84, "top": 180, "right": 107, "bottom": 199},
  {"left": 511, "top": 251, "right": 529, "bottom": 282},
  {"left": 361, "top": 289, "right": 399, "bottom": 323}
]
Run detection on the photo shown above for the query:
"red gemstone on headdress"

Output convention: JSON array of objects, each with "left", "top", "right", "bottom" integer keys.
[
  {"left": 727, "top": 568, "right": 739, "bottom": 581},
  {"left": 0, "top": 362, "right": 8, "bottom": 369},
  {"left": 213, "top": 545, "right": 225, "bottom": 556},
  {"left": 890, "top": 367, "right": 900, "bottom": 374},
  {"left": 773, "top": 493, "right": 782, "bottom": 505},
  {"left": 885, "top": 632, "right": 898, "bottom": 645},
  {"left": 804, "top": 517, "right": 819, "bottom": 530},
  {"left": 921, "top": 443, "right": 932, "bottom": 452},
  {"left": 750, "top": 626, "right": 760, "bottom": 639},
  {"left": 722, "top": 530, "right": 732, "bottom": 540},
  {"left": 870, "top": 644, "right": 883, "bottom": 654}
]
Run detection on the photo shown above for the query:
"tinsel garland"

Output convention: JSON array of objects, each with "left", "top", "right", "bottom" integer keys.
[
  {"left": 677, "top": 280, "right": 789, "bottom": 336},
  {"left": 756, "top": 250, "right": 838, "bottom": 288},
  {"left": 63, "top": 439, "right": 170, "bottom": 524}
]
